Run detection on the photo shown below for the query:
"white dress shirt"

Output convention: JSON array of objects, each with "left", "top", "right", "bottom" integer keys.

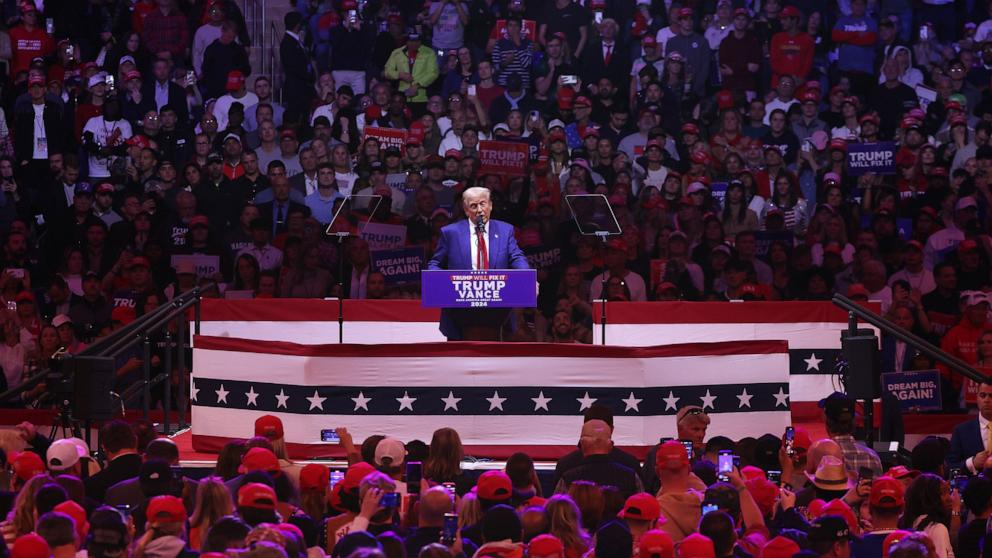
[
  {"left": 468, "top": 220, "right": 490, "bottom": 270},
  {"left": 966, "top": 413, "right": 991, "bottom": 473}
]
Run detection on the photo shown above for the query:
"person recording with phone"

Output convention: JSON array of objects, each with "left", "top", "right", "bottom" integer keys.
[{"left": 403, "top": 486, "right": 476, "bottom": 556}]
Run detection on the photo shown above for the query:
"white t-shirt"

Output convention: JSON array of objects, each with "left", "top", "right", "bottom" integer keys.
[
  {"left": 32, "top": 104, "right": 47, "bottom": 159},
  {"left": 214, "top": 91, "right": 259, "bottom": 131},
  {"left": 82, "top": 117, "right": 133, "bottom": 178}
]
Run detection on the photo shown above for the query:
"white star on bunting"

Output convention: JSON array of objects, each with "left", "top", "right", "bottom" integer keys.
[
  {"left": 531, "top": 391, "right": 552, "bottom": 411},
  {"left": 351, "top": 392, "right": 371, "bottom": 411},
  {"left": 245, "top": 386, "right": 259, "bottom": 406},
  {"left": 622, "top": 392, "right": 643, "bottom": 412},
  {"left": 441, "top": 391, "right": 462, "bottom": 411},
  {"left": 700, "top": 389, "right": 716, "bottom": 409},
  {"left": 307, "top": 389, "right": 327, "bottom": 411},
  {"left": 275, "top": 389, "right": 289, "bottom": 409},
  {"left": 773, "top": 387, "right": 790, "bottom": 407},
  {"left": 663, "top": 391, "right": 680, "bottom": 411},
  {"left": 736, "top": 388, "right": 753, "bottom": 408},
  {"left": 486, "top": 390, "right": 507, "bottom": 411},
  {"left": 215, "top": 384, "right": 229, "bottom": 404},
  {"left": 577, "top": 392, "right": 597, "bottom": 411},
  {"left": 397, "top": 391, "right": 417, "bottom": 411},
  {"left": 804, "top": 353, "right": 823, "bottom": 371}
]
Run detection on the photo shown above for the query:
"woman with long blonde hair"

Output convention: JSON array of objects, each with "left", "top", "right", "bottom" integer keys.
[
  {"left": 544, "top": 494, "right": 591, "bottom": 558},
  {"left": 0, "top": 474, "right": 53, "bottom": 548},
  {"left": 188, "top": 477, "right": 232, "bottom": 550},
  {"left": 566, "top": 481, "right": 604, "bottom": 534}
]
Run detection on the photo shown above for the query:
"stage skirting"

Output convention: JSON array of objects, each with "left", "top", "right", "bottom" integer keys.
[
  {"left": 196, "top": 300, "right": 878, "bottom": 421},
  {"left": 190, "top": 336, "right": 791, "bottom": 459}
]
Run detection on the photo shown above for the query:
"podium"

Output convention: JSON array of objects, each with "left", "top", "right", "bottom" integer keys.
[{"left": 422, "top": 269, "right": 537, "bottom": 340}]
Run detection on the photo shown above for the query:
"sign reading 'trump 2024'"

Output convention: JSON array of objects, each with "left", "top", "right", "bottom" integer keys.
[{"left": 421, "top": 269, "right": 537, "bottom": 308}]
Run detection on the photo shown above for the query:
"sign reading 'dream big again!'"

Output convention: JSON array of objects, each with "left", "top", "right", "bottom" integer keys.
[{"left": 421, "top": 269, "right": 537, "bottom": 308}]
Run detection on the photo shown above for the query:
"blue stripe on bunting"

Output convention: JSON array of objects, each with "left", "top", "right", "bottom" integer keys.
[{"left": 190, "top": 379, "right": 791, "bottom": 416}]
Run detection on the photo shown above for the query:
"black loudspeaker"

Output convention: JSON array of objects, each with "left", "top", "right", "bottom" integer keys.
[
  {"left": 842, "top": 328, "right": 879, "bottom": 400},
  {"left": 68, "top": 356, "right": 117, "bottom": 421}
]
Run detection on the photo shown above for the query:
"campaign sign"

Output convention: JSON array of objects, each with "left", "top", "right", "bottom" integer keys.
[
  {"left": 372, "top": 247, "right": 424, "bottom": 285},
  {"left": 364, "top": 127, "right": 408, "bottom": 154},
  {"left": 422, "top": 269, "right": 538, "bottom": 308},
  {"left": 494, "top": 19, "right": 537, "bottom": 41},
  {"left": 524, "top": 245, "right": 562, "bottom": 270},
  {"left": 479, "top": 140, "right": 529, "bottom": 177},
  {"left": 754, "top": 231, "right": 794, "bottom": 257},
  {"left": 882, "top": 370, "right": 942, "bottom": 411},
  {"left": 171, "top": 254, "right": 220, "bottom": 278},
  {"left": 847, "top": 142, "right": 896, "bottom": 176},
  {"left": 360, "top": 222, "right": 407, "bottom": 250}
]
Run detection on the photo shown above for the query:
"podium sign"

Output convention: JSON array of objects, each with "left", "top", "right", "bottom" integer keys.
[{"left": 421, "top": 269, "right": 537, "bottom": 308}]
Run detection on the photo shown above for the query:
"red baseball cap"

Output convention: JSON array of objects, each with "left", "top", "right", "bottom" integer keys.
[
  {"left": 681, "top": 122, "right": 700, "bottom": 135},
  {"left": 746, "top": 478, "right": 779, "bottom": 517},
  {"left": 237, "top": 482, "right": 277, "bottom": 510},
  {"left": 11, "top": 534, "right": 49, "bottom": 558},
  {"left": 870, "top": 476, "right": 905, "bottom": 508},
  {"left": 740, "top": 466, "right": 765, "bottom": 481},
  {"left": 859, "top": 113, "right": 880, "bottom": 125},
  {"left": 146, "top": 495, "right": 187, "bottom": 524},
  {"left": 828, "top": 138, "right": 848, "bottom": 152},
  {"left": 642, "top": 35, "right": 658, "bottom": 47},
  {"left": 254, "top": 414, "right": 284, "bottom": 439},
  {"left": 240, "top": 447, "right": 280, "bottom": 474},
  {"left": 226, "top": 70, "right": 245, "bottom": 91},
  {"left": 27, "top": 74, "right": 44, "bottom": 87},
  {"left": 618, "top": 492, "right": 662, "bottom": 521},
  {"left": 129, "top": 256, "right": 151, "bottom": 269},
  {"left": 126, "top": 135, "right": 151, "bottom": 149},
  {"left": 189, "top": 215, "right": 209, "bottom": 228},
  {"left": 54, "top": 500, "right": 89, "bottom": 542},
  {"left": 655, "top": 440, "right": 689, "bottom": 471},
  {"left": 528, "top": 534, "right": 565, "bottom": 558},
  {"left": 111, "top": 306, "right": 136, "bottom": 325},
  {"left": 124, "top": 70, "right": 142, "bottom": 82},
  {"left": 885, "top": 465, "right": 920, "bottom": 480},
  {"left": 847, "top": 283, "right": 870, "bottom": 298},
  {"left": 819, "top": 499, "right": 860, "bottom": 534},
  {"left": 477, "top": 470, "right": 512, "bottom": 501},
  {"left": 788, "top": 426, "right": 812, "bottom": 451},
  {"left": 342, "top": 462, "right": 376, "bottom": 490},
  {"left": 780, "top": 6, "right": 801, "bottom": 18},
  {"left": 10, "top": 451, "right": 44, "bottom": 482},
  {"left": 800, "top": 90, "right": 819, "bottom": 103},
  {"left": 640, "top": 530, "right": 675, "bottom": 558},
  {"left": 299, "top": 463, "right": 329, "bottom": 492},
  {"left": 680, "top": 533, "right": 716, "bottom": 558},
  {"left": 574, "top": 96, "right": 592, "bottom": 108},
  {"left": 759, "top": 536, "right": 801, "bottom": 558},
  {"left": 677, "top": 7, "right": 693, "bottom": 18}
]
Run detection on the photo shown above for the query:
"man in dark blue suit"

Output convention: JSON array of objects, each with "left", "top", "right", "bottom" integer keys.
[
  {"left": 428, "top": 186, "right": 530, "bottom": 340},
  {"left": 950, "top": 382, "right": 992, "bottom": 473}
]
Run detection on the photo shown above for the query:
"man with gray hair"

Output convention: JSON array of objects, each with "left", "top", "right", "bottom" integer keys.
[
  {"left": 554, "top": 419, "right": 644, "bottom": 498},
  {"left": 428, "top": 186, "right": 531, "bottom": 340}
]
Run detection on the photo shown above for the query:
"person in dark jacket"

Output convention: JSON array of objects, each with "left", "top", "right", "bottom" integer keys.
[
  {"left": 554, "top": 419, "right": 644, "bottom": 499},
  {"left": 280, "top": 11, "right": 314, "bottom": 125},
  {"left": 201, "top": 20, "right": 251, "bottom": 100},
  {"left": 15, "top": 74, "right": 66, "bottom": 172},
  {"left": 85, "top": 420, "right": 142, "bottom": 502}
]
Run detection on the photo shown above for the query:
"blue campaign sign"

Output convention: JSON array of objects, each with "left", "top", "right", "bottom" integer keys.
[
  {"left": 882, "top": 370, "right": 942, "bottom": 411},
  {"left": 372, "top": 247, "right": 424, "bottom": 285},
  {"left": 847, "top": 142, "right": 896, "bottom": 176},
  {"left": 421, "top": 269, "right": 538, "bottom": 308}
]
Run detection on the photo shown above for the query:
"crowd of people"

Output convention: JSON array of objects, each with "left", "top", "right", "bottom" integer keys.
[
  {"left": 0, "top": 388, "right": 990, "bottom": 558},
  {"left": 0, "top": 0, "right": 987, "bottom": 377}
]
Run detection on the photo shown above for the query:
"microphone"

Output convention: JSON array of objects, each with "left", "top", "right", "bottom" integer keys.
[{"left": 475, "top": 214, "right": 485, "bottom": 234}]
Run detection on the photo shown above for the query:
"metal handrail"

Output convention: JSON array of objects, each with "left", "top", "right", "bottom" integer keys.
[{"left": 832, "top": 293, "right": 987, "bottom": 384}]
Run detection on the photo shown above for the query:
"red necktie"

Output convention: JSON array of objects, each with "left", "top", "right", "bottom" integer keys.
[
  {"left": 604, "top": 44, "right": 613, "bottom": 66},
  {"left": 477, "top": 229, "right": 489, "bottom": 270}
]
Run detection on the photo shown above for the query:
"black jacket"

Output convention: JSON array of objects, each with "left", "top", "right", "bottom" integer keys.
[
  {"left": 14, "top": 101, "right": 66, "bottom": 164},
  {"left": 85, "top": 453, "right": 142, "bottom": 502},
  {"left": 280, "top": 33, "right": 314, "bottom": 112},
  {"left": 140, "top": 80, "right": 190, "bottom": 124},
  {"left": 202, "top": 40, "right": 251, "bottom": 100},
  {"left": 558, "top": 454, "right": 643, "bottom": 499}
]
